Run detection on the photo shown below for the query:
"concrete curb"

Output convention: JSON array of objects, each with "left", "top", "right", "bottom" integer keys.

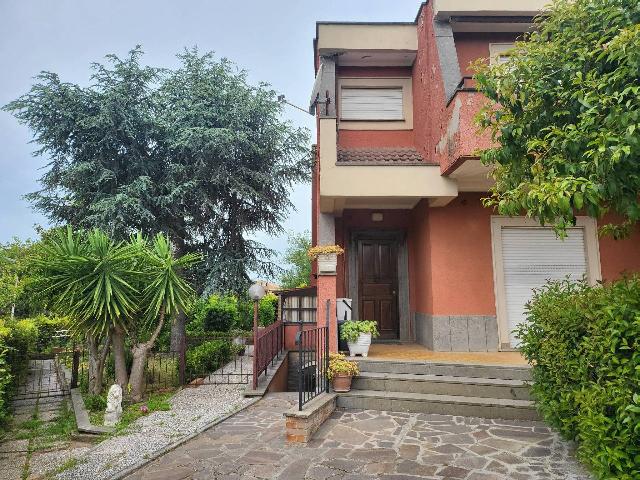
[
  {"left": 243, "top": 352, "right": 288, "bottom": 397},
  {"left": 108, "top": 396, "right": 262, "bottom": 480},
  {"left": 60, "top": 363, "right": 114, "bottom": 435},
  {"left": 70, "top": 388, "right": 114, "bottom": 435}
]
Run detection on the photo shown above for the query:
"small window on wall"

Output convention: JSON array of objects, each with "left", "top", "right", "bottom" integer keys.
[
  {"left": 489, "top": 43, "right": 516, "bottom": 66},
  {"left": 340, "top": 87, "right": 403, "bottom": 121}
]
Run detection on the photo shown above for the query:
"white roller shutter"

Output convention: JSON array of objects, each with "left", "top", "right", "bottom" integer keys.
[
  {"left": 501, "top": 227, "right": 587, "bottom": 347},
  {"left": 340, "top": 87, "right": 403, "bottom": 121}
]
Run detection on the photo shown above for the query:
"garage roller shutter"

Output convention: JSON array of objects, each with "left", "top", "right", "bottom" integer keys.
[{"left": 501, "top": 227, "right": 587, "bottom": 347}]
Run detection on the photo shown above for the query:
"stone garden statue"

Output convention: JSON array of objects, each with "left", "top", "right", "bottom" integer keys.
[{"left": 104, "top": 384, "right": 123, "bottom": 427}]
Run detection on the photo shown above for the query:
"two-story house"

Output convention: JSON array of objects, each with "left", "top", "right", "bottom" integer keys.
[{"left": 308, "top": 0, "right": 640, "bottom": 354}]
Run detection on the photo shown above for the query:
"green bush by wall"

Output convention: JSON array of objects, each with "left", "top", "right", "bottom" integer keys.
[
  {"left": 185, "top": 339, "right": 232, "bottom": 376},
  {"left": 187, "top": 292, "right": 279, "bottom": 335},
  {"left": 518, "top": 277, "right": 640, "bottom": 479}
]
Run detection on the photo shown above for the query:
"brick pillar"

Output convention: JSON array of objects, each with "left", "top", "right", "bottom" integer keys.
[{"left": 317, "top": 274, "right": 337, "bottom": 352}]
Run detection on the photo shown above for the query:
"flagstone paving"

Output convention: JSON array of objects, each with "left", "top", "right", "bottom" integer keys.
[{"left": 126, "top": 392, "right": 592, "bottom": 480}]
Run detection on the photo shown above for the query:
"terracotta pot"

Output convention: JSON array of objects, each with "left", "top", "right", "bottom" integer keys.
[{"left": 331, "top": 374, "right": 353, "bottom": 392}]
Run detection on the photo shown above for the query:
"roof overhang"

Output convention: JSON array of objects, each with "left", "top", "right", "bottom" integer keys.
[
  {"left": 433, "top": 0, "right": 546, "bottom": 21},
  {"left": 450, "top": 16, "right": 536, "bottom": 33},
  {"left": 315, "top": 23, "right": 418, "bottom": 66}
]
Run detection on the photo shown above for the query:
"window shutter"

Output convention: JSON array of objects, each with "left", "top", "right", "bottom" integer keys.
[
  {"left": 500, "top": 227, "right": 587, "bottom": 347},
  {"left": 341, "top": 88, "right": 403, "bottom": 121}
]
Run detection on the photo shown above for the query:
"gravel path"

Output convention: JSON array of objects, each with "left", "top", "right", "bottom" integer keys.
[{"left": 49, "top": 383, "right": 253, "bottom": 480}]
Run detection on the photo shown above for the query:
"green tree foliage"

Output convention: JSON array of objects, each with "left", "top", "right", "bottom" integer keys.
[
  {"left": 0, "top": 238, "right": 50, "bottom": 318},
  {"left": 280, "top": 231, "right": 312, "bottom": 289},
  {"left": 3, "top": 47, "right": 311, "bottom": 294},
  {"left": 518, "top": 278, "right": 640, "bottom": 479},
  {"left": 475, "top": 0, "right": 640, "bottom": 235}
]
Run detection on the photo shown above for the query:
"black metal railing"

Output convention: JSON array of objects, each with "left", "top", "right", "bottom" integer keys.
[{"left": 296, "top": 323, "right": 329, "bottom": 410}]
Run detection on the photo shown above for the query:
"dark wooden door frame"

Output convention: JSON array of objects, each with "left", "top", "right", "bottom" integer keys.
[
  {"left": 357, "top": 237, "right": 399, "bottom": 339},
  {"left": 348, "top": 229, "right": 411, "bottom": 342}
]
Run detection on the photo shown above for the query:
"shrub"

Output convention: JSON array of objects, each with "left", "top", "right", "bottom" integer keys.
[
  {"left": 0, "top": 344, "right": 10, "bottom": 425},
  {"left": 33, "top": 316, "right": 70, "bottom": 352},
  {"left": 0, "top": 318, "right": 40, "bottom": 423},
  {"left": 518, "top": 277, "right": 640, "bottom": 479},
  {"left": 189, "top": 295, "right": 237, "bottom": 334},
  {"left": 340, "top": 320, "right": 379, "bottom": 343},
  {"left": 259, "top": 293, "right": 278, "bottom": 327},
  {"left": 83, "top": 393, "right": 107, "bottom": 412},
  {"left": 236, "top": 293, "right": 279, "bottom": 329},
  {"left": 185, "top": 340, "right": 232, "bottom": 376}
]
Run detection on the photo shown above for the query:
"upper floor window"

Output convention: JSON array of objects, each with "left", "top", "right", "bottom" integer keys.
[
  {"left": 340, "top": 87, "right": 404, "bottom": 121},
  {"left": 489, "top": 43, "right": 515, "bottom": 66}
]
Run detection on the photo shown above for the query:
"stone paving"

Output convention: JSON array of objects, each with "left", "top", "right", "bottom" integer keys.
[
  {"left": 0, "top": 358, "right": 75, "bottom": 480},
  {"left": 127, "top": 392, "right": 592, "bottom": 480}
]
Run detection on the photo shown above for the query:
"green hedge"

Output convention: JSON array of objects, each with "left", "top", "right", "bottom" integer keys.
[
  {"left": 0, "top": 318, "right": 39, "bottom": 424},
  {"left": 0, "top": 316, "right": 68, "bottom": 424},
  {"left": 188, "top": 292, "right": 279, "bottom": 334},
  {"left": 518, "top": 277, "right": 640, "bottom": 479},
  {"left": 185, "top": 339, "right": 232, "bottom": 376}
]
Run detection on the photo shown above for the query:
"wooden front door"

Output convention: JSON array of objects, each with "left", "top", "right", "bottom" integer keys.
[{"left": 357, "top": 238, "right": 399, "bottom": 339}]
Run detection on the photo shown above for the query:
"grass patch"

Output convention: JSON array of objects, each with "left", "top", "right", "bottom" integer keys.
[
  {"left": 31, "top": 402, "right": 77, "bottom": 451},
  {"left": 44, "top": 457, "right": 85, "bottom": 479}
]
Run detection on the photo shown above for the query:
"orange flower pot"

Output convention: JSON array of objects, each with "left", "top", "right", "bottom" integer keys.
[{"left": 331, "top": 374, "right": 353, "bottom": 392}]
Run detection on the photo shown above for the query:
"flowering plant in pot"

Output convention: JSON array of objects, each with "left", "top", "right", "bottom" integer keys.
[
  {"left": 307, "top": 245, "right": 344, "bottom": 274},
  {"left": 340, "top": 320, "right": 379, "bottom": 357},
  {"left": 327, "top": 353, "right": 359, "bottom": 392}
]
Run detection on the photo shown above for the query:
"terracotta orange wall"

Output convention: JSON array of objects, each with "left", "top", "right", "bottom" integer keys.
[
  {"left": 412, "top": 3, "right": 439, "bottom": 161},
  {"left": 409, "top": 194, "right": 640, "bottom": 317},
  {"left": 410, "top": 194, "right": 497, "bottom": 316},
  {"left": 337, "top": 130, "right": 415, "bottom": 149},
  {"left": 598, "top": 214, "right": 640, "bottom": 281},
  {"left": 454, "top": 32, "right": 520, "bottom": 75},
  {"left": 408, "top": 199, "right": 433, "bottom": 315},
  {"left": 337, "top": 66, "right": 412, "bottom": 77}
]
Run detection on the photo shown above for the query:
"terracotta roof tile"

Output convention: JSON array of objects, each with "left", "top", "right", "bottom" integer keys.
[{"left": 336, "top": 147, "right": 436, "bottom": 165}]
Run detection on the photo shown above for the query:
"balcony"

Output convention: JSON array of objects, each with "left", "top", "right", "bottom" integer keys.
[
  {"left": 437, "top": 77, "right": 494, "bottom": 192},
  {"left": 318, "top": 118, "right": 458, "bottom": 213}
]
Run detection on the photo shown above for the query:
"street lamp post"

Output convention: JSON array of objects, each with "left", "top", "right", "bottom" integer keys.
[{"left": 248, "top": 283, "right": 266, "bottom": 389}]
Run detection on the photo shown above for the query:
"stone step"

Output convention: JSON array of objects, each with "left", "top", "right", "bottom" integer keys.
[
  {"left": 352, "top": 372, "right": 531, "bottom": 401},
  {"left": 337, "top": 389, "right": 539, "bottom": 421},
  {"left": 355, "top": 359, "right": 532, "bottom": 381}
]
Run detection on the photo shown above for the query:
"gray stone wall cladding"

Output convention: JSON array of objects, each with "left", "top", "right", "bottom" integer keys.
[{"left": 414, "top": 313, "right": 499, "bottom": 352}]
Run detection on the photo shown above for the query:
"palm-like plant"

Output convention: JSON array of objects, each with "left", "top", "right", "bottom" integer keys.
[
  {"left": 38, "top": 227, "right": 141, "bottom": 391},
  {"left": 128, "top": 233, "right": 200, "bottom": 401}
]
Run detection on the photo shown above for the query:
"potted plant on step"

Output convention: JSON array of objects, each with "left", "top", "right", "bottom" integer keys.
[
  {"left": 307, "top": 245, "right": 344, "bottom": 274},
  {"left": 327, "top": 353, "right": 359, "bottom": 392},
  {"left": 340, "top": 320, "right": 379, "bottom": 357}
]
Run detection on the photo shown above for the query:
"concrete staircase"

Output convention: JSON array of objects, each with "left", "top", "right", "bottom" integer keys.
[{"left": 337, "top": 359, "right": 538, "bottom": 421}]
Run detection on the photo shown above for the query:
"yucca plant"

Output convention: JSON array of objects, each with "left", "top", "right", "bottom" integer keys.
[
  {"left": 38, "top": 227, "right": 141, "bottom": 392},
  {"left": 128, "top": 234, "right": 200, "bottom": 401}
]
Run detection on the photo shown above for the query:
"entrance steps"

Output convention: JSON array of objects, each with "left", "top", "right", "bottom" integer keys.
[{"left": 337, "top": 359, "right": 538, "bottom": 421}]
